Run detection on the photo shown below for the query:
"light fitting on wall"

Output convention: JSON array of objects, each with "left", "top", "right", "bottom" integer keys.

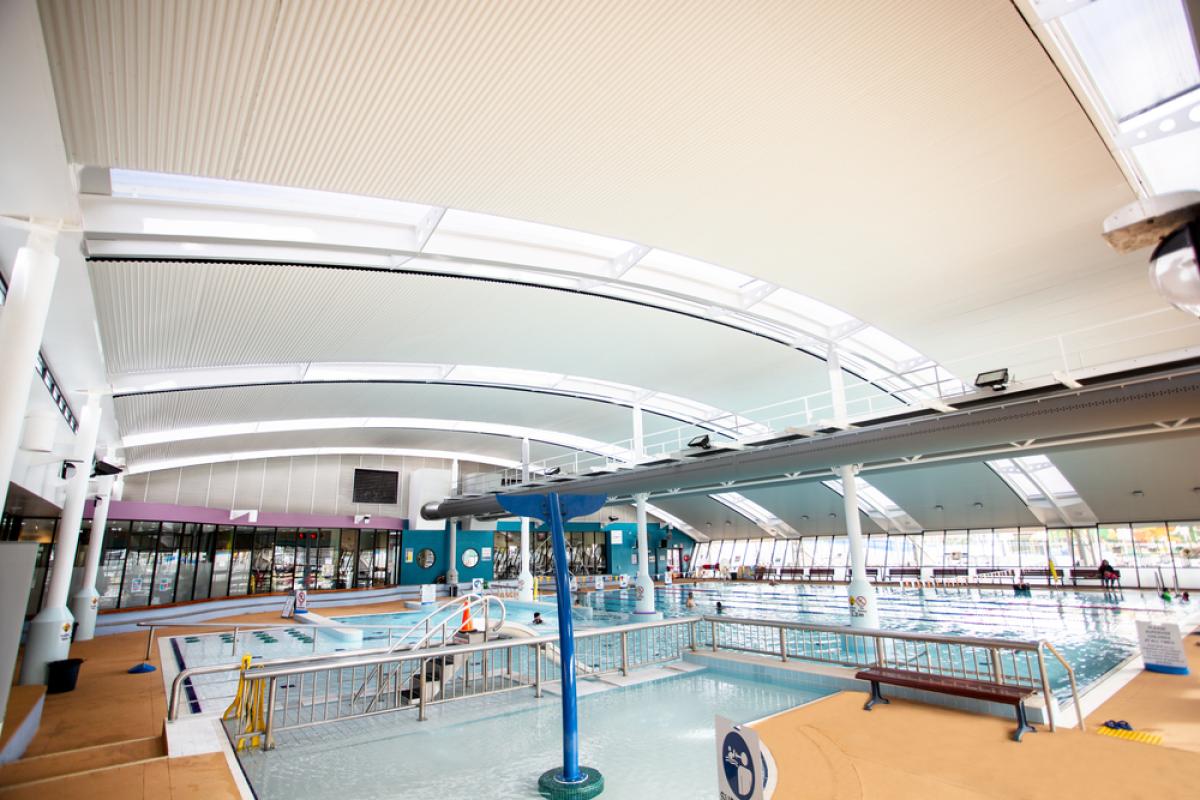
[
  {"left": 543, "top": 466, "right": 562, "bottom": 476},
  {"left": 687, "top": 434, "right": 712, "bottom": 449},
  {"left": 973, "top": 502, "right": 984, "bottom": 509},
  {"left": 934, "top": 504, "right": 944, "bottom": 511},
  {"left": 1132, "top": 490, "right": 1145, "bottom": 497},
  {"left": 974, "top": 368, "right": 1010, "bottom": 391}
]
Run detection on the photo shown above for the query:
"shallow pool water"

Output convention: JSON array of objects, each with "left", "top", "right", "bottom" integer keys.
[{"left": 236, "top": 665, "right": 825, "bottom": 800}]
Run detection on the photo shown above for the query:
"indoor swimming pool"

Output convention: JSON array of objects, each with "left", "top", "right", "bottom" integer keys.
[
  {"left": 168, "top": 583, "right": 1199, "bottom": 714},
  {"left": 234, "top": 664, "right": 823, "bottom": 799}
]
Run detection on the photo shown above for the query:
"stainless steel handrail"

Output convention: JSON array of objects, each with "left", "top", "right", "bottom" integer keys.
[
  {"left": 1042, "top": 641, "right": 1086, "bottom": 731},
  {"left": 168, "top": 613, "right": 1084, "bottom": 748}
]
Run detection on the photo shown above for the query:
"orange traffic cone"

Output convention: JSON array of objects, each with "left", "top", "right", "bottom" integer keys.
[{"left": 460, "top": 599, "right": 474, "bottom": 633}]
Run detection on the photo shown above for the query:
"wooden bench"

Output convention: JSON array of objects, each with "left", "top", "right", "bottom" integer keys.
[
  {"left": 856, "top": 666, "right": 1037, "bottom": 742},
  {"left": 808, "top": 567, "right": 835, "bottom": 581},
  {"left": 1021, "top": 568, "right": 1063, "bottom": 585},
  {"left": 1070, "top": 567, "right": 1116, "bottom": 587},
  {"left": 887, "top": 567, "right": 921, "bottom": 581},
  {"left": 778, "top": 567, "right": 804, "bottom": 582}
]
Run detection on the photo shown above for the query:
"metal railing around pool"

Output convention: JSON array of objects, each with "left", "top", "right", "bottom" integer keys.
[{"left": 167, "top": 615, "right": 1084, "bottom": 748}]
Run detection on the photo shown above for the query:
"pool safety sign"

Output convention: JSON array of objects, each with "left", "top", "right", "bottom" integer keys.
[
  {"left": 594, "top": 575, "right": 605, "bottom": 592},
  {"left": 715, "top": 716, "right": 764, "bottom": 800},
  {"left": 471, "top": 578, "right": 484, "bottom": 593},
  {"left": 1136, "top": 620, "right": 1189, "bottom": 675}
]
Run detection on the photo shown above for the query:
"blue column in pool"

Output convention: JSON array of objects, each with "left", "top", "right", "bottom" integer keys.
[{"left": 497, "top": 491, "right": 607, "bottom": 799}]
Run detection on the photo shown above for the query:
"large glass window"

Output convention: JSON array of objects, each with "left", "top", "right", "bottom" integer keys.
[
  {"left": 1016, "top": 527, "right": 1047, "bottom": 571},
  {"left": 1096, "top": 526, "right": 1134, "bottom": 567},
  {"left": 1071, "top": 528, "right": 1102, "bottom": 567},
  {"left": 865, "top": 534, "right": 888, "bottom": 566},
  {"left": 192, "top": 524, "right": 217, "bottom": 601},
  {"left": 250, "top": 528, "right": 274, "bottom": 594},
  {"left": 1046, "top": 528, "right": 1072, "bottom": 570},
  {"left": 228, "top": 527, "right": 253, "bottom": 596},
  {"left": 338, "top": 530, "right": 358, "bottom": 588},
  {"left": 1169, "top": 523, "right": 1200, "bottom": 567},
  {"left": 743, "top": 539, "right": 761, "bottom": 570},
  {"left": 150, "top": 522, "right": 182, "bottom": 605},
  {"left": 968, "top": 530, "right": 994, "bottom": 568},
  {"left": 993, "top": 528, "right": 1020, "bottom": 567},
  {"left": 1132, "top": 524, "right": 1172, "bottom": 567},
  {"left": 943, "top": 531, "right": 968, "bottom": 568},
  {"left": 828, "top": 536, "right": 848, "bottom": 568},
  {"left": 174, "top": 524, "right": 199, "bottom": 602},
  {"left": 729, "top": 540, "right": 748, "bottom": 570},
  {"left": 921, "top": 532, "right": 944, "bottom": 569},
  {"left": 97, "top": 520, "right": 129, "bottom": 609},
  {"left": 121, "top": 522, "right": 158, "bottom": 607},
  {"left": 273, "top": 529, "right": 298, "bottom": 592}
]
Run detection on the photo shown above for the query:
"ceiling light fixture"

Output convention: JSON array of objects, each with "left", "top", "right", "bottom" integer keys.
[{"left": 687, "top": 434, "right": 712, "bottom": 449}]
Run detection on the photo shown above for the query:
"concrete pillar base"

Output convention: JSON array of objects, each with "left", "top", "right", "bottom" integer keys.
[
  {"left": 517, "top": 570, "right": 534, "bottom": 602},
  {"left": 20, "top": 605, "right": 74, "bottom": 685},
  {"left": 634, "top": 572, "right": 656, "bottom": 614},
  {"left": 69, "top": 588, "right": 101, "bottom": 641},
  {"left": 847, "top": 574, "right": 880, "bottom": 629}
]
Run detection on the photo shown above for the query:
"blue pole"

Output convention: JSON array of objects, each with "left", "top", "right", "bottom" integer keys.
[{"left": 546, "top": 492, "right": 581, "bottom": 783}]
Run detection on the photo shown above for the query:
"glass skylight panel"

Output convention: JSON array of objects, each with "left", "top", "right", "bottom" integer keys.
[
  {"left": 1013, "top": 455, "right": 1079, "bottom": 497},
  {"left": 425, "top": 209, "right": 632, "bottom": 275},
  {"left": 753, "top": 287, "right": 854, "bottom": 330},
  {"left": 1060, "top": 0, "right": 1200, "bottom": 121},
  {"left": 1129, "top": 125, "right": 1200, "bottom": 194},
  {"left": 643, "top": 503, "right": 702, "bottom": 539},
  {"left": 109, "top": 169, "right": 433, "bottom": 225},
  {"left": 988, "top": 459, "right": 1045, "bottom": 500},
  {"left": 444, "top": 365, "right": 564, "bottom": 388}
]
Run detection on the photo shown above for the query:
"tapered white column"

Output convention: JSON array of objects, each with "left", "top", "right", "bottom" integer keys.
[
  {"left": 517, "top": 437, "right": 533, "bottom": 601},
  {"left": 0, "top": 225, "right": 59, "bottom": 513},
  {"left": 840, "top": 464, "right": 879, "bottom": 628},
  {"left": 446, "top": 460, "right": 459, "bottom": 585},
  {"left": 21, "top": 393, "right": 102, "bottom": 684},
  {"left": 633, "top": 493, "right": 656, "bottom": 614},
  {"left": 70, "top": 475, "right": 114, "bottom": 641}
]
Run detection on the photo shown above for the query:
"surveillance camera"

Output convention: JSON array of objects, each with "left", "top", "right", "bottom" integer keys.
[{"left": 1149, "top": 222, "right": 1200, "bottom": 316}]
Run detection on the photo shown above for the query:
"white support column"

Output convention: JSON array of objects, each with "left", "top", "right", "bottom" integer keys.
[
  {"left": 446, "top": 461, "right": 459, "bottom": 586},
  {"left": 21, "top": 393, "right": 103, "bottom": 685},
  {"left": 633, "top": 492, "right": 657, "bottom": 615},
  {"left": 840, "top": 464, "right": 879, "bottom": 629},
  {"left": 517, "top": 437, "right": 533, "bottom": 601},
  {"left": 827, "top": 345, "right": 849, "bottom": 427},
  {"left": 70, "top": 475, "right": 114, "bottom": 641},
  {"left": 0, "top": 225, "right": 60, "bottom": 513},
  {"left": 632, "top": 404, "right": 645, "bottom": 460}
]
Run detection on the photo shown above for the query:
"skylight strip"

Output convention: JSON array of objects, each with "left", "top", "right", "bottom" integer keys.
[
  {"left": 123, "top": 447, "right": 522, "bottom": 475},
  {"left": 91, "top": 170, "right": 964, "bottom": 401},
  {"left": 823, "top": 477, "right": 922, "bottom": 533},
  {"left": 109, "top": 363, "right": 763, "bottom": 438},
  {"left": 641, "top": 502, "right": 707, "bottom": 541},
  {"left": 711, "top": 492, "right": 798, "bottom": 537}
]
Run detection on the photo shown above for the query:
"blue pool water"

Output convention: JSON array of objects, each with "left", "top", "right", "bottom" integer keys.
[{"left": 236, "top": 665, "right": 824, "bottom": 799}]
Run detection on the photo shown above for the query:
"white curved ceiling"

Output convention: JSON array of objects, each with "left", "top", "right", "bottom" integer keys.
[{"left": 27, "top": 0, "right": 1200, "bottom": 536}]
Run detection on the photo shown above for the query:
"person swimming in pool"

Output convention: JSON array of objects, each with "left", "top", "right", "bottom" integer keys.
[
  {"left": 715, "top": 601, "right": 725, "bottom": 614},
  {"left": 531, "top": 612, "right": 545, "bottom": 625},
  {"left": 685, "top": 592, "right": 697, "bottom": 610}
]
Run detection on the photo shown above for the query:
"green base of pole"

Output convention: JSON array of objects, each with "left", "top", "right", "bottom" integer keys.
[{"left": 537, "top": 766, "right": 604, "bottom": 799}]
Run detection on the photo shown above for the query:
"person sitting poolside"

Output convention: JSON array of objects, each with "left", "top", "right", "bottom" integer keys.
[
  {"left": 685, "top": 592, "right": 697, "bottom": 610},
  {"left": 531, "top": 612, "right": 545, "bottom": 625},
  {"left": 1098, "top": 559, "right": 1121, "bottom": 589}
]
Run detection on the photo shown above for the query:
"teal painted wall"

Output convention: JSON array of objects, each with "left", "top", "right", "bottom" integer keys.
[
  {"left": 604, "top": 524, "right": 695, "bottom": 576},
  {"left": 399, "top": 530, "right": 447, "bottom": 585},
  {"left": 455, "top": 530, "right": 495, "bottom": 583},
  {"left": 399, "top": 528, "right": 496, "bottom": 585}
]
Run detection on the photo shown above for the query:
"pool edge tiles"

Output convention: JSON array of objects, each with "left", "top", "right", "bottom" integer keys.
[{"left": 683, "top": 650, "right": 1056, "bottom": 726}]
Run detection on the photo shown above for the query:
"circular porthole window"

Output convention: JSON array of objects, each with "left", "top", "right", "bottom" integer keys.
[
  {"left": 416, "top": 548, "right": 436, "bottom": 569},
  {"left": 461, "top": 548, "right": 480, "bottom": 568}
]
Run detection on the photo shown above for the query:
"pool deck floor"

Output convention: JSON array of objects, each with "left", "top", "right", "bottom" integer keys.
[{"left": 5, "top": 597, "right": 1200, "bottom": 798}]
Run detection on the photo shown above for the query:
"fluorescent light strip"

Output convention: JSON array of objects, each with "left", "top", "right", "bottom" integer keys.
[
  {"left": 94, "top": 169, "right": 965, "bottom": 401},
  {"left": 124, "top": 447, "right": 522, "bottom": 475}
]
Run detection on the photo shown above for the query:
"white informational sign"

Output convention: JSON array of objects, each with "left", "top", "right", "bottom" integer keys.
[
  {"left": 610, "top": 530, "right": 623, "bottom": 545},
  {"left": 715, "top": 715, "right": 764, "bottom": 800},
  {"left": 1136, "top": 620, "right": 1189, "bottom": 675},
  {"left": 618, "top": 574, "right": 629, "bottom": 589},
  {"left": 482, "top": 547, "right": 493, "bottom": 560},
  {"left": 282, "top": 594, "right": 296, "bottom": 618},
  {"left": 594, "top": 575, "right": 605, "bottom": 592},
  {"left": 294, "top": 589, "right": 308, "bottom": 614},
  {"left": 420, "top": 584, "right": 436, "bottom": 605},
  {"left": 663, "top": 571, "right": 673, "bottom": 586},
  {"left": 471, "top": 577, "right": 484, "bottom": 593}
]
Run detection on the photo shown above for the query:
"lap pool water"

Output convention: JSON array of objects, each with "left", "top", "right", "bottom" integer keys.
[{"left": 235, "top": 665, "right": 825, "bottom": 800}]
